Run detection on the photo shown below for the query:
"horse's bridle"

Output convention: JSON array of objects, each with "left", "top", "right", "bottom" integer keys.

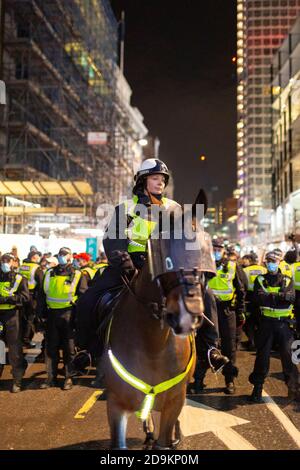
[{"left": 120, "top": 268, "right": 208, "bottom": 324}]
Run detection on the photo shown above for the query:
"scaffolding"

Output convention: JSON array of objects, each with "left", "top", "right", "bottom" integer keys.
[{"left": 0, "top": 0, "right": 141, "bottom": 232}]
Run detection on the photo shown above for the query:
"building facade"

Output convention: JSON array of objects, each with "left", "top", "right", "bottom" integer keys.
[
  {"left": 0, "top": 0, "right": 147, "bottom": 233},
  {"left": 236, "top": 0, "right": 300, "bottom": 244},
  {"left": 271, "top": 15, "right": 300, "bottom": 239}
]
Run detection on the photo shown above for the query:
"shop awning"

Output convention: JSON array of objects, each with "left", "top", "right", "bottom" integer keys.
[{"left": 0, "top": 181, "right": 93, "bottom": 199}]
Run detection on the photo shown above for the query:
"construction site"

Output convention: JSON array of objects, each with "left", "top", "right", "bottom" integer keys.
[{"left": 0, "top": 0, "right": 147, "bottom": 236}]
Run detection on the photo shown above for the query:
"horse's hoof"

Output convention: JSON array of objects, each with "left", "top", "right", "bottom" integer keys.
[
  {"left": 152, "top": 441, "right": 172, "bottom": 450},
  {"left": 111, "top": 447, "right": 128, "bottom": 450},
  {"left": 171, "top": 438, "right": 181, "bottom": 448},
  {"left": 143, "top": 432, "right": 155, "bottom": 450}
]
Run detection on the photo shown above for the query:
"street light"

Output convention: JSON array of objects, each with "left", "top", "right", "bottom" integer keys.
[
  {"left": 138, "top": 138, "right": 148, "bottom": 147},
  {"left": 199, "top": 155, "right": 206, "bottom": 161}
]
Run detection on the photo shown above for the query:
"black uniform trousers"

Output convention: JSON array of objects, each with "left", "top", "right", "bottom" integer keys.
[
  {"left": 45, "top": 308, "right": 76, "bottom": 381},
  {"left": 249, "top": 316, "right": 297, "bottom": 386},
  {"left": 22, "top": 291, "right": 36, "bottom": 343},
  {"left": 216, "top": 300, "right": 237, "bottom": 382},
  {"left": 76, "top": 266, "right": 124, "bottom": 351},
  {"left": 0, "top": 309, "right": 26, "bottom": 381}
]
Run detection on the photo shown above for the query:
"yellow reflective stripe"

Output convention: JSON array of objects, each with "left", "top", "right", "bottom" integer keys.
[
  {"left": 262, "top": 306, "right": 293, "bottom": 318},
  {"left": 107, "top": 335, "right": 194, "bottom": 420},
  {"left": 6, "top": 274, "right": 22, "bottom": 295}
]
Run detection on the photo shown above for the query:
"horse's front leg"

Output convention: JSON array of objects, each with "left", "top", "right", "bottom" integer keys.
[
  {"left": 143, "top": 413, "right": 155, "bottom": 449},
  {"left": 155, "top": 391, "right": 185, "bottom": 449},
  {"left": 107, "top": 395, "right": 128, "bottom": 450}
]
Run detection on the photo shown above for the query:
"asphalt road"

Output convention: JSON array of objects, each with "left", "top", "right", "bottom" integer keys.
[{"left": 1, "top": 338, "right": 300, "bottom": 451}]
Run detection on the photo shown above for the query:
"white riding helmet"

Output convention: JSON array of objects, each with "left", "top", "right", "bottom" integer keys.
[{"left": 134, "top": 159, "right": 170, "bottom": 186}]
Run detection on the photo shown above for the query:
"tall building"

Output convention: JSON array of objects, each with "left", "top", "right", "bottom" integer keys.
[
  {"left": 236, "top": 0, "right": 300, "bottom": 244},
  {"left": 271, "top": 15, "right": 300, "bottom": 239},
  {"left": 0, "top": 0, "right": 147, "bottom": 233}
]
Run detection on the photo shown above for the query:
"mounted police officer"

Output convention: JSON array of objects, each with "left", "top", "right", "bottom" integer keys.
[
  {"left": 249, "top": 251, "right": 298, "bottom": 403},
  {"left": 76, "top": 159, "right": 228, "bottom": 378},
  {"left": 19, "top": 249, "right": 44, "bottom": 348},
  {"left": 0, "top": 253, "right": 29, "bottom": 392},
  {"left": 208, "top": 239, "right": 246, "bottom": 394},
  {"left": 37, "top": 247, "right": 88, "bottom": 390}
]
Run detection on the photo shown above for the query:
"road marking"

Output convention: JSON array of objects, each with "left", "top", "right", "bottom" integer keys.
[
  {"left": 74, "top": 390, "right": 104, "bottom": 419},
  {"left": 262, "top": 390, "right": 300, "bottom": 449},
  {"left": 179, "top": 399, "right": 256, "bottom": 450}
]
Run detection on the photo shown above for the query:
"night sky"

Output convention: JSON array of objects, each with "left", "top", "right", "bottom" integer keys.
[{"left": 110, "top": 0, "right": 237, "bottom": 205}]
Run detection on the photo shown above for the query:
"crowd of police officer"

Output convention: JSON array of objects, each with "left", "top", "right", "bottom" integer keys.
[
  {"left": 0, "top": 239, "right": 299, "bottom": 401},
  {"left": 0, "top": 247, "right": 108, "bottom": 392}
]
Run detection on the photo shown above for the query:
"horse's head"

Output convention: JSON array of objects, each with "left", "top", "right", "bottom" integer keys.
[
  {"left": 159, "top": 268, "right": 205, "bottom": 335},
  {"left": 148, "top": 206, "right": 216, "bottom": 336}
]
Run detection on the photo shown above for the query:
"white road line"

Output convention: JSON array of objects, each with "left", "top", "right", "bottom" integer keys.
[
  {"left": 180, "top": 399, "right": 257, "bottom": 450},
  {"left": 213, "top": 428, "right": 256, "bottom": 451},
  {"left": 262, "top": 390, "right": 300, "bottom": 449}
]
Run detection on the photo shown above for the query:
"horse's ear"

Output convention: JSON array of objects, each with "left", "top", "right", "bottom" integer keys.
[{"left": 192, "top": 189, "right": 208, "bottom": 219}]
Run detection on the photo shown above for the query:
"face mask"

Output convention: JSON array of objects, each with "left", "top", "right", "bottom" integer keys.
[
  {"left": 1, "top": 263, "right": 11, "bottom": 273},
  {"left": 58, "top": 255, "right": 68, "bottom": 266},
  {"left": 266, "top": 262, "right": 278, "bottom": 273},
  {"left": 214, "top": 251, "right": 222, "bottom": 262}
]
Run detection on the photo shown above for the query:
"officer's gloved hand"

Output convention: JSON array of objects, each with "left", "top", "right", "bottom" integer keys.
[
  {"left": 0, "top": 296, "right": 8, "bottom": 304},
  {"left": 236, "top": 312, "right": 246, "bottom": 327},
  {"left": 6, "top": 296, "right": 17, "bottom": 305},
  {"left": 284, "top": 291, "right": 295, "bottom": 303},
  {"left": 109, "top": 250, "right": 135, "bottom": 274}
]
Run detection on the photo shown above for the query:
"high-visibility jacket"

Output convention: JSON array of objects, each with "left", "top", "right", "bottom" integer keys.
[
  {"left": 124, "top": 195, "right": 178, "bottom": 253},
  {"left": 0, "top": 274, "right": 23, "bottom": 310},
  {"left": 256, "top": 275, "right": 293, "bottom": 318},
  {"left": 18, "top": 262, "right": 39, "bottom": 290},
  {"left": 43, "top": 269, "right": 81, "bottom": 309},
  {"left": 243, "top": 264, "right": 267, "bottom": 292},
  {"left": 279, "top": 261, "right": 292, "bottom": 278},
  {"left": 291, "top": 262, "right": 300, "bottom": 292},
  {"left": 208, "top": 261, "right": 236, "bottom": 302},
  {"left": 93, "top": 263, "right": 108, "bottom": 276},
  {"left": 81, "top": 266, "right": 96, "bottom": 280}
]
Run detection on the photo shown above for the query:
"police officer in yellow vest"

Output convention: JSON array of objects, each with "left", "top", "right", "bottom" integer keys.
[
  {"left": 208, "top": 239, "right": 246, "bottom": 394},
  {"left": 73, "top": 252, "right": 96, "bottom": 287},
  {"left": 249, "top": 251, "right": 298, "bottom": 403},
  {"left": 0, "top": 253, "right": 30, "bottom": 392},
  {"left": 37, "top": 247, "right": 88, "bottom": 390},
  {"left": 243, "top": 252, "right": 267, "bottom": 350},
  {"left": 19, "top": 250, "right": 44, "bottom": 348},
  {"left": 76, "top": 159, "right": 228, "bottom": 377}
]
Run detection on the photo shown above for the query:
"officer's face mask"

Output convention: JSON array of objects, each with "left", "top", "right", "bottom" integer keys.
[
  {"left": 214, "top": 251, "right": 222, "bottom": 262},
  {"left": 58, "top": 255, "right": 68, "bottom": 266},
  {"left": 266, "top": 262, "right": 278, "bottom": 273},
  {"left": 1, "top": 263, "right": 11, "bottom": 273},
  {"left": 73, "top": 259, "right": 80, "bottom": 269}
]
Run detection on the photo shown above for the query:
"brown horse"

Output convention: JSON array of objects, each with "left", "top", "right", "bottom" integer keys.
[{"left": 103, "top": 219, "right": 215, "bottom": 449}]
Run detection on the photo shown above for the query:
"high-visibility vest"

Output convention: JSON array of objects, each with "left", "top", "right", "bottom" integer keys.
[
  {"left": 0, "top": 274, "right": 22, "bottom": 310},
  {"left": 243, "top": 264, "right": 267, "bottom": 292},
  {"left": 208, "top": 261, "right": 236, "bottom": 301},
  {"left": 124, "top": 195, "right": 178, "bottom": 253},
  {"left": 81, "top": 266, "right": 96, "bottom": 280},
  {"left": 291, "top": 262, "right": 300, "bottom": 291},
  {"left": 279, "top": 261, "right": 292, "bottom": 278},
  {"left": 256, "top": 275, "right": 293, "bottom": 318},
  {"left": 43, "top": 269, "right": 81, "bottom": 309},
  {"left": 18, "top": 262, "right": 39, "bottom": 290},
  {"left": 93, "top": 263, "right": 108, "bottom": 276}
]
